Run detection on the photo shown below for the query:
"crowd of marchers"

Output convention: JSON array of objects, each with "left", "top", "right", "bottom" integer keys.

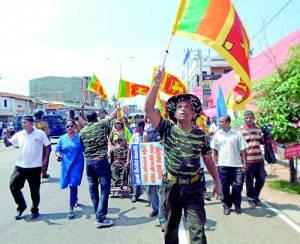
[{"left": 2, "top": 66, "right": 272, "bottom": 244}]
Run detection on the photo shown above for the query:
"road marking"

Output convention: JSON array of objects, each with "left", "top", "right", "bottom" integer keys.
[
  {"left": 179, "top": 217, "right": 189, "bottom": 244},
  {"left": 262, "top": 200, "right": 300, "bottom": 234}
]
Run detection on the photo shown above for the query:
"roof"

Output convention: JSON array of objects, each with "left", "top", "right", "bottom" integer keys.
[
  {"left": 209, "top": 28, "right": 300, "bottom": 109},
  {"left": 0, "top": 92, "right": 32, "bottom": 101}
]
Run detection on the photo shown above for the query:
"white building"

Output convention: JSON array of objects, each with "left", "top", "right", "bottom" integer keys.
[{"left": 0, "top": 92, "right": 34, "bottom": 122}]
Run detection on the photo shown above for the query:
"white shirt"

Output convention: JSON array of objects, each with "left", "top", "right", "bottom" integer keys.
[
  {"left": 9, "top": 128, "right": 51, "bottom": 168},
  {"left": 211, "top": 127, "right": 247, "bottom": 167},
  {"left": 129, "top": 132, "right": 146, "bottom": 147}
]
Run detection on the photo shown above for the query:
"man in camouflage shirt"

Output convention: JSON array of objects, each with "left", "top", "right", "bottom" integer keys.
[
  {"left": 145, "top": 66, "right": 221, "bottom": 244},
  {"left": 79, "top": 106, "right": 119, "bottom": 228}
]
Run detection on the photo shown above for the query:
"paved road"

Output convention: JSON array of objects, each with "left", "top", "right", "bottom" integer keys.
[{"left": 0, "top": 142, "right": 299, "bottom": 244}]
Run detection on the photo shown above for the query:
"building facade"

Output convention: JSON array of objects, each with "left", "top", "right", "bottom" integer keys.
[
  {"left": 0, "top": 93, "right": 35, "bottom": 122},
  {"left": 182, "top": 49, "right": 232, "bottom": 110},
  {"left": 29, "top": 76, "right": 102, "bottom": 107}
]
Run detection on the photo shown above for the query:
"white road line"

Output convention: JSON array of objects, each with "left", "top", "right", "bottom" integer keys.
[
  {"left": 262, "top": 199, "right": 300, "bottom": 234},
  {"left": 179, "top": 217, "right": 189, "bottom": 244}
]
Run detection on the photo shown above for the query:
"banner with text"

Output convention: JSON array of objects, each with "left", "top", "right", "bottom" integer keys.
[
  {"left": 192, "top": 86, "right": 203, "bottom": 104},
  {"left": 131, "top": 142, "right": 165, "bottom": 185}
]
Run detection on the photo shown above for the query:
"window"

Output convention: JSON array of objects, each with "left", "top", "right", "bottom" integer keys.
[{"left": 4, "top": 99, "right": 7, "bottom": 107}]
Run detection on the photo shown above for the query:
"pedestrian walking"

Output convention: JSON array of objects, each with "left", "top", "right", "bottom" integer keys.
[
  {"left": 3, "top": 115, "right": 51, "bottom": 220},
  {"left": 211, "top": 115, "right": 248, "bottom": 215},
  {"left": 145, "top": 65, "right": 221, "bottom": 244},
  {"left": 55, "top": 119, "right": 85, "bottom": 219},
  {"left": 79, "top": 106, "right": 119, "bottom": 228},
  {"left": 238, "top": 111, "right": 267, "bottom": 207}
]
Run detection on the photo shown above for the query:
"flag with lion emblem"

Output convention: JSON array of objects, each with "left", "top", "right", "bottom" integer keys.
[
  {"left": 172, "top": 0, "right": 251, "bottom": 110},
  {"left": 152, "top": 66, "right": 187, "bottom": 96}
]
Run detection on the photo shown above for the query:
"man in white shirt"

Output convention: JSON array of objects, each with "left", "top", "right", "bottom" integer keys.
[
  {"left": 211, "top": 115, "right": 247, "bottom": 215},
  {"left": 3, "top": 115, "right": 51, "bottom": 220}
]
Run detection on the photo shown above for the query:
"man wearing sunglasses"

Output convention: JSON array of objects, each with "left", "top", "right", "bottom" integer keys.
[{"left": 79, "top": 105, "right": 120, "bottom": 228}]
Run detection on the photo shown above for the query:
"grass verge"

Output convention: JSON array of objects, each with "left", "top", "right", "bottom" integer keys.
[{"left": 269, "top": 180, "right": 300, "bottom": 195}]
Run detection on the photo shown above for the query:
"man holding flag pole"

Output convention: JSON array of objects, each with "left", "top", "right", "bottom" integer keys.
[{"left": 145, "top": 66, "right": 221, "bottom": 244}]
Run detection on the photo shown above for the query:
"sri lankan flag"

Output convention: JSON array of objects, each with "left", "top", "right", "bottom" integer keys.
[
  {"left": 152, "top": 67, "right": 188, "bottom": 96},
  {"left": 87, "top": 74, "right": 108, "bottom": 100},
  {"left": 118, "top": 79, "right": 150, "bottom": 99},
  {"left": 172, "top": 0, "right": 251, "bottom": 110}
]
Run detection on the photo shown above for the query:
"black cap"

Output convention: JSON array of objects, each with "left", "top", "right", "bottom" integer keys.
[{"left": 98, "top": 108, "right": 108, "bottom": 115}]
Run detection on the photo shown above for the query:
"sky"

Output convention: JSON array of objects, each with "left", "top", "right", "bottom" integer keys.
[{"left": 0, "top": 0, "right": 299, "bottom": 105}]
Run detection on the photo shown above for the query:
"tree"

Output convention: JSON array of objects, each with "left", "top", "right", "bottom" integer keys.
[{"left": 253, "top": 44, "right": 300, "bottom": 184}]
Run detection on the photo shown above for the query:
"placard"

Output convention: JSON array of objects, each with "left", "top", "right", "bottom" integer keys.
[{"left": 131, "top": 142, "right": 164, "bottom": 185}]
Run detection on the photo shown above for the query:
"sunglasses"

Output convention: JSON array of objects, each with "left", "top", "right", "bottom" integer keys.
[
  {"left": 147, "top": 130, "right": 157, "bottom": 134},
  {"left": 66, "top": 125, "right": 75, "bottom": 128}
]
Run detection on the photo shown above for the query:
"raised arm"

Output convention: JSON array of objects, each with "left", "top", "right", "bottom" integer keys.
[
  {"left": 109, "top": 103, "right": 120, "bottom": 121},
  {"left": 144, "top": 66, "right": 165, "bottom": 128}
]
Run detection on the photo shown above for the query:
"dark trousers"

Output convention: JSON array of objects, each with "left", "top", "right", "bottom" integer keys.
[
  {"left": 69, "top": 186, "right": 78, "bottom": 207},
  {"left": 161, "top": 176, "right": 206, "bottom": 244},
  {"left": 218, "top": 166, "right": 244, "bottom": 208},
  {"left": 10, "top": 166, "right": 42, "bottom": 213},
  {"left": 111, "top": 164, "right": 126, "bottom": 187},
  {"left": 245, "top": 162, "right": 267, "bottom": 202}
]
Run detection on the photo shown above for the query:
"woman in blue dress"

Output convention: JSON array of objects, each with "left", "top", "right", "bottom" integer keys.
[{"left": 55, "top": 119, "right": 85, "bottom": 219}]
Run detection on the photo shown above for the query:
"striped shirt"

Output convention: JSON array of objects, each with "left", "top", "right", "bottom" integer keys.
[{"left": 239, "top": 124, "right": 264, "bottom": 163}]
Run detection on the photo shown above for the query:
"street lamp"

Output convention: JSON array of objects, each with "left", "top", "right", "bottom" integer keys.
[{"left": 106, "top": 57, "right": 135, "bottom": 80}]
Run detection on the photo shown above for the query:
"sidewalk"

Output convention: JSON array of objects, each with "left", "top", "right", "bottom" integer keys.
[{"left": 260, "top": 158, "right": 300, "bottom": 228}]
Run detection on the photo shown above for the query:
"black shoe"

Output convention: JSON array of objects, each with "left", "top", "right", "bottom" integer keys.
[
  {"left": 255, "top": 199, "right": 262, "bottom": 205},
  {"left": 235, "top": 206, "right": 242, "bottom": 214},
  {"left": 131, "top": 196, "right": 137, "bottom": 203},
  {"left": 223, "top": 207, "right": 231, "bottom": 215},
  {"left": 14, "top": 208, "right": 26, "bottom": 220},
  {"left": 30, "top": 212, "right": 39, "bottom": 220},
  {"left": 42, "top": 173, "right": 50, "bottom": 179}
]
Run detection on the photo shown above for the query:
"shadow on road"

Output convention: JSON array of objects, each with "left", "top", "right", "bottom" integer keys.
[
  {"left": 41, "top": 177, "right": 60, "bottom": 184},
  {"left": 109, "top": 206, "right": 155, "bottom": 227}
]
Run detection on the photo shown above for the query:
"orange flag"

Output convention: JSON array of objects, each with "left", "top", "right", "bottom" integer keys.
[
  {"left": 118, "top": 79, "right": 150, "bottom": 99},
  {"left": 87, "top": 74, "right": 108, "bottom": 100}
]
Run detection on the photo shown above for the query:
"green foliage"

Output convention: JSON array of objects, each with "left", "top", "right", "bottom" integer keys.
[
  {"left": 269, "top": 180, "right": 300, "bottom": 194},
  {"left": 110, "top": 95, "right": 118, "bottom": 105},
  {"left": 253, "top": 44, "right": 300, "bottom": 143}
]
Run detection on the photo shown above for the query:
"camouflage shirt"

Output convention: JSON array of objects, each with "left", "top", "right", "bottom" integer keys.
[
  {"left": 79, "top": 118, "right": 110, "bottom": 159},
  {"left": 157, "top": 117, "right": 211, "bottom": 177},
  {"left": 114, "top": 146, "right": 128, "bottom": 165}
]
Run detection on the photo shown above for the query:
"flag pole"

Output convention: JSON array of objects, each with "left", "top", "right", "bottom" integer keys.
[{"left": 161, "top": 34, "right": 173, "bottom": 66}]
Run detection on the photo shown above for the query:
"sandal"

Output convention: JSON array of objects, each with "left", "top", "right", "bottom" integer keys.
[{"left": 67, "top": 210, "right": 75, "bottom": 219}]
